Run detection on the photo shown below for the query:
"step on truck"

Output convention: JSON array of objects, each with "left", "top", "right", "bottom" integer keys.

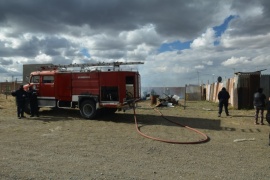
[{"left": 23, "top": 62, "right": 143, "bottom": 119}]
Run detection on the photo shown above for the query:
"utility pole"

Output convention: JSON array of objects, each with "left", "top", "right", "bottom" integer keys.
[
  {"left": 197, "top": 71, "right": 200, "bottom": 85},
  {"left": 5, "top": 79, "right": 8, "bottom": 99}
]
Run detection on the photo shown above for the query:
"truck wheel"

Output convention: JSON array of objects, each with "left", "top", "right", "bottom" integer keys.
[{"left": 80, "top": 100, "right": 96, "bottom": 119}]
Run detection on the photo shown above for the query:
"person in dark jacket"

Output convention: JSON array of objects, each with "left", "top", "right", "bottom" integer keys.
[
  {"left": 218, "top": 87, "right": 230, "bottom": 117},
  {"left": 11, "top": 85, "right": 27, "bottom": 119},
  {"left": 28, "top": 86, "right": 39, "bottom": 117},
  {"left": 253, "top": 88, "right": 266, "bottom": 125}
]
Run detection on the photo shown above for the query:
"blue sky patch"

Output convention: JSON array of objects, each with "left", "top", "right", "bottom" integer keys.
[
  {"left": 158, "top": 40, "right": 191, "bottom": 53},
  {"left": 213, "top": 15, "right": 236, "bottom": 37},
  {"left": 214, "top": 15, "right": 237, "bottom": 45},
  {"left": 80, "top": 48, "right": 91, "bottom": 58},
  {"left": 158, "top": 15, "right": 237, "bottom": 52}
]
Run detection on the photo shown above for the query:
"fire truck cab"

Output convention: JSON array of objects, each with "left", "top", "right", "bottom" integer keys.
[{"left": 24, "top": 62, "right": 143, "bottom": 119}]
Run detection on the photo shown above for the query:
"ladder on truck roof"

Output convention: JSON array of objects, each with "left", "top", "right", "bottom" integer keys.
[{"left": 39, "top": 61, "right": 144, "bottom": 71}]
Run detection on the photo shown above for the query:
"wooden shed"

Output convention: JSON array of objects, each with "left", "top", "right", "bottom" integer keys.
[{"left": 234, "top": 71, "right": 261, "bottom": 109}]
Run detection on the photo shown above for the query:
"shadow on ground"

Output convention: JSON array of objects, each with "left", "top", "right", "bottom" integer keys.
[{"left": 28, "top": 107, "right": 235, "bottom": 132}]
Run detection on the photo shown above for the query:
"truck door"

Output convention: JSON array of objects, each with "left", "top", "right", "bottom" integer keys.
[
  {"left": 30, "top": 75, "right": 41, "bottom": 91},
  {"left": 39, "top": 75, "right": 55, "bottom": 97}
]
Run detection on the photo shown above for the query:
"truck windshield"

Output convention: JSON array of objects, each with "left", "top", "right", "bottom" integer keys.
[{"left": 31, "top": 75, "right": 40, "bottom": 83}]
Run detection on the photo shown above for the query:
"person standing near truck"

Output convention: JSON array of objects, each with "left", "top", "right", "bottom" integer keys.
[
  {"left": 28, "top": 86, "right": 39, "bottom": 117},
  {"left": 253, "top": 88, "right": 266, "bottom": 125},
  {"left": 12, "top": 85, "right": 27, "bottom": 119}
]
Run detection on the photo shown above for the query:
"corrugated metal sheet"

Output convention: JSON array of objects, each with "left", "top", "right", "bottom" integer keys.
[
  {"left": 237, "top": 74, "right": 260, "bottom": 109},
  {"left": 186, "top": 85, "right": 201, "bottom": 100},
  {"left": 261, "top": 75, "right": 270, "bottom": 101},
  {"left": 205, "top": 74, "right": 261, "bottom": 109}
]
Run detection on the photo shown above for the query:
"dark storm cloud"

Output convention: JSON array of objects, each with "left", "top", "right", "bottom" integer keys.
[
  {"left": 0, "top": 0, "right": 228, "bottom": 39},
  {"left": 0, "top": 67, "right": 8, "bottom": 73},
  {"left": 0, "top": 59, "right": 13, "bottom": 66},
  {"left": 228, "top": 0, "right": 270, "bottom": 36},
  {"left": 1, "top": 35, "right": 72, "bottom": 58},
  {"left": 1, "top": 0, "right": 270, "bottom": 84},
  {"left": 0, "top": 59, "right": 11, "bottom": 74}
]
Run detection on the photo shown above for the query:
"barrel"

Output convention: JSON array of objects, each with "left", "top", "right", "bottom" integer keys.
[{"left": 150, "top": 95, "right": 159, "bottom": 105}]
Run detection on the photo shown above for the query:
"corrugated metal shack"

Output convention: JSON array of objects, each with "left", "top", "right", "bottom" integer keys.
[
  {"left": 204, "top": 71, "right": 270, "bottom": 109},
  {"left": 261, "top": 74, "right": 270, "bottom": 100}
]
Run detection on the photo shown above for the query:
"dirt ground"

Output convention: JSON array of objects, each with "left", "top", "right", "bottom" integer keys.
[{"left": 0, "top": 94, "right": 270, "bottom": 180}]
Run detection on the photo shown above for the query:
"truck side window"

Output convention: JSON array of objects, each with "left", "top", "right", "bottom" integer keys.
[
  {"left": 42, "top": 76, "right": 54, "bottom": 83},
  {"left": 31, "top": 76, "right": 40, "bottom": 83}
]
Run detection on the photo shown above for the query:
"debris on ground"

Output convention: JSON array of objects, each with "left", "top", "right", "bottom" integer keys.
[
  {"left": 233, "top": 138, "right": 255, "bottom": 142},
  {"left": 202, "top": 108, "right": 212, "bottom": 111},
  {"left": 156, "top": 94, "right": 180, "bottom": 107}
]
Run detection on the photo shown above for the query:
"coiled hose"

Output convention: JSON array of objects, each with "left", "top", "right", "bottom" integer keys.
[{"left": 133, "top": 104, "right": 210, "bottom": 144}]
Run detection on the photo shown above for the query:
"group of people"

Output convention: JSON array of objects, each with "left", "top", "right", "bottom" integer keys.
[
  {"left": 218, "top": 87, "right": 268, "bottom": 125},
  {"left": 12, "top": 85, "right": 39, "bottom": 119},
  {"left": 10, "top": 84, "right": 269, "bottom": 123}
]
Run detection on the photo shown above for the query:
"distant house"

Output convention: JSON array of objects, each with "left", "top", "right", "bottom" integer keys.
[{"left": 0, "top": 81, "right": 23, "bottom": 94}]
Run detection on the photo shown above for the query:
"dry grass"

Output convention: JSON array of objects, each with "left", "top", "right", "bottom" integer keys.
[{"left": 0, "top": 94, "right": 270, "bottom": 179}]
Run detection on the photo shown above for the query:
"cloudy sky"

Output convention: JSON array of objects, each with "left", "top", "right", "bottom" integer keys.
[{"left": 1, "top": 0, "right": 270, "bottom": 86}]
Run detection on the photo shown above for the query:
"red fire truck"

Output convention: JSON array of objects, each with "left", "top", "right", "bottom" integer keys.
[{"left": 24, "top": 62, "right": 143, "bottom": 119}]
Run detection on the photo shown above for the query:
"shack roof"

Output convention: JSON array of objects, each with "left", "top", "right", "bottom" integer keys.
[{"left": 234, "top": 69, "right": 266, "bottom": 75}]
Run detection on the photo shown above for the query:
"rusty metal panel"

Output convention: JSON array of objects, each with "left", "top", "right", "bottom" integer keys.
[
  {"left": 226, "top": 77, "right": 235, "bottom": 107},
  {"left": 233, "top": 76, "right": 239, "bottom": 109},
  {"left": 205, "top": 84, "right": 211, "bottom": 101},
  {"left": 261, "top": 75, "right": 270, "bottom": 100},
  {"left": 186, "top": 85, "right": 201, "bottom": 100},
  {"left": 237, "top": 74, "right": 260, "bottom": 109},
  {"left": 230, "top": 77, "right": 237, "bottom": 107}
]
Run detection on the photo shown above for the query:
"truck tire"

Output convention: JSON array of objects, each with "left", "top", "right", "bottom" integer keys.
[{"left": 80, "top": 100, "right": 97, "bottom": 119}]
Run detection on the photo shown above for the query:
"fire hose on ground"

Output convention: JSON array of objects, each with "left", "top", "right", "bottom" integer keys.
[{"left": 132, "top": 103, "right": 210, "bottom": 144}]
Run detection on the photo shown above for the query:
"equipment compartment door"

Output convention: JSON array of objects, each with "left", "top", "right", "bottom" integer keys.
[
  {"left": 56, "top": 73, "right": 72, "bottom": 101},
  {"left": 126, "top": 76, "right": 135, "bottom": 100}
]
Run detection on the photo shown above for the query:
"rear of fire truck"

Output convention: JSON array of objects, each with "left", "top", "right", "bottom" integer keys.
[{"left": 24, "top": 62, "right": 143, "bottom": 119}]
